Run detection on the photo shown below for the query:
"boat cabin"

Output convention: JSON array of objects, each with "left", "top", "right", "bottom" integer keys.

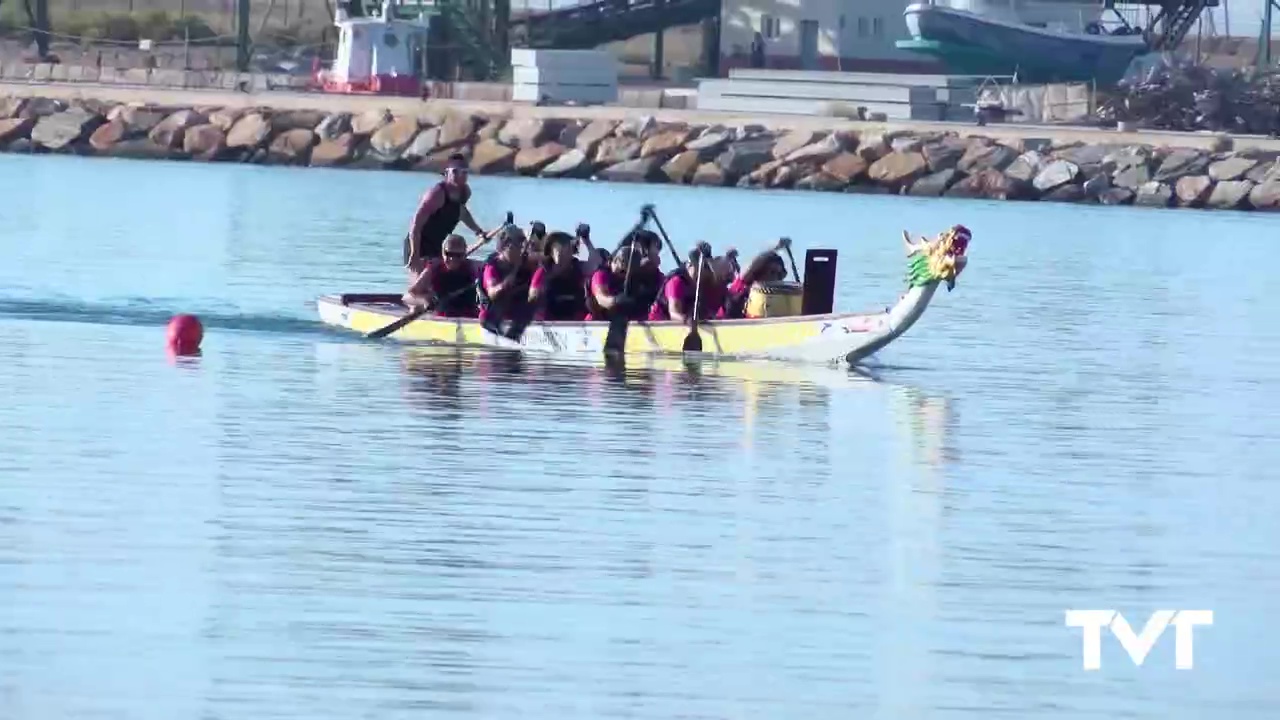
[{"left": 315, "top": 0, "right": 436, "bottom": 95}]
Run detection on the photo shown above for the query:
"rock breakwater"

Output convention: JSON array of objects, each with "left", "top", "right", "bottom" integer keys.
[{"left": 6, "top": 94, "right": 1280, "bottom": 212}]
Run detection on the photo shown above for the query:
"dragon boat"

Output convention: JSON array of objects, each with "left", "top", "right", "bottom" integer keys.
[{"left": 316, "top": 228, "right": 970, "bottom": 366}]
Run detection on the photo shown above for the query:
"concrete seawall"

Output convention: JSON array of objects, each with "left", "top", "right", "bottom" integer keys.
[{"left": 5, "top": 83, "right": 1280, "bottom": 212}]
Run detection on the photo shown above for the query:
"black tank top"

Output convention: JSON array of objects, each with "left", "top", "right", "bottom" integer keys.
[{"left": 403, "top": 182, "right": 468, "bottom": 265}]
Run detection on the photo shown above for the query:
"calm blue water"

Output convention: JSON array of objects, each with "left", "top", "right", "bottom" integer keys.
[{"left": 1, "top": 153, "right": 1278, "bottom": 720}]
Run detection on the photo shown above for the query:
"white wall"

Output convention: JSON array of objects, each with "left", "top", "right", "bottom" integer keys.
[{"left": 720, "top": 0, "right": 921, "bottom": 63}]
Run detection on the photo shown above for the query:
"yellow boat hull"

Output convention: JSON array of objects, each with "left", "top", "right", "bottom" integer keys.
[{"left": 315, "top": 281, "right": 942, "bottom": 365}]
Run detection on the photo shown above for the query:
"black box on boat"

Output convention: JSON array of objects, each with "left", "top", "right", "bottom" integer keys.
[{"left": 802, "top": 249, "right": 838, "bottom": 316}]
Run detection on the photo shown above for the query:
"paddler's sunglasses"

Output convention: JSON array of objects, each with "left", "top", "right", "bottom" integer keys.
[{"left": 444, "top": 251, "right": 465, "bottom": 259}]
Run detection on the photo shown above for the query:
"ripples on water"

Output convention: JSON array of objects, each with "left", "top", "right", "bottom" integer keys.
[{"left": 1, "top": 154, "right": 1279, "bottom": 720}]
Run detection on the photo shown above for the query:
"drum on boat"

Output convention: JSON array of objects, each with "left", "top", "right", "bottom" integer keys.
[{"left": 746, "top": 280, "right": 803, "bottom": 319}]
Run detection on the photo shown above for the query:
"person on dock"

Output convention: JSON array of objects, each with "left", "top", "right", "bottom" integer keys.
[
  {"left": 403, "top": 154, "right": 490, "bottom": 277},
  {"left": 401, "top": 234, "right": 480, "bottom": 318},
  {"left": 721, "top": 238, "right": 791, "bottom": 319},
  {"left": 649, "top": 243, "right": 725, "bottom": 323},
  {"left": 529, "top": 231, "right": 588, "bottom": 322}
]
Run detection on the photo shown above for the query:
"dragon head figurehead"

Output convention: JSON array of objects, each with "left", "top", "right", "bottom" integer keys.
[{"left": 907, "top": 224, "right": 972, "bottom": 291}]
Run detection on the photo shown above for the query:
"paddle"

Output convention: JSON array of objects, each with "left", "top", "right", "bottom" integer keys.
[
  {"left": 780, "top": 237, "right": 800, "bottom": 282},
  {"left": 682, "top": 248, "right": 705, "bottom": 353},
  {"left": 368, "top": 212, "right": 512, "bottom": 340},
  {"left": 603, "top": 208, "right": 653, "bottom": 354},
  {"left": 647, "top": 206, "right": 705, "bottom": 353}
]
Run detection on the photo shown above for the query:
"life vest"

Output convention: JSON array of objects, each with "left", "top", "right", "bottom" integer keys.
[
  {"left": 429, "top": 260, "right": 478, "bottom": 317},
  {"left": 540, "top": 259, "right": 587, "bottom": 321},
  {"left": 478, "top": 253, "right": 533, "bottom": 311},
  {"left": 629, "top": 264, "right": 664, "bottom": 311},
  {"left": 651, "top": 268, "right": 722, "bottom": 321},
  {"left": 585, "top": 267, "right": 621, "bottom": 319},
  {"left": 402, "top": 182, "right": 470, "bottom": 265},
  {"left": 722, "top": 276, "right": 751, "bottom": 319}
]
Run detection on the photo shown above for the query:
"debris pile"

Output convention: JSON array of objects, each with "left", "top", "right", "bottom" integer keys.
[{"left": 1095, "top": 53, "right": 1280, "bottom": 136}]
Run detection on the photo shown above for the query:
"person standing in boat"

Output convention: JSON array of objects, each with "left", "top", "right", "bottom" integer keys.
[
  {"left": 403, "top": 154, "right": 491, "bottom": 277},
  {"left": 649, "top": 243, "right": 725, "bottom": 323},
  {"left": 402, "top": 234, "right": 481, "bottom": 318},
  {"left": 529, "top": 231, "right": 588, "bottom": 321},
  {"left": 721, "top": 237, "right": 792, "bottom": 319}
]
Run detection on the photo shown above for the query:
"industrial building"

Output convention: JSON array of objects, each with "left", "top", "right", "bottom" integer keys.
[{"left": 717, "top": 0, "right": 944, "bottom": 73}]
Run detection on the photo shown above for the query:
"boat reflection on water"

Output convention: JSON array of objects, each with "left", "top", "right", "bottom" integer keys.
[{"left": 876, "top": 384, "right": 956, "bottom": 718}]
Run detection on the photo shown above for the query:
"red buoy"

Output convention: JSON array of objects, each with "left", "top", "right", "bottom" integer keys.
[{"left": 166, "top": 314, "right": 203, "bottom": 355}]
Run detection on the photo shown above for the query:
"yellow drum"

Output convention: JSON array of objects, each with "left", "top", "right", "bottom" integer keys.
[{"left": 745, "top": 281, "right": 803, "bottom": 319}]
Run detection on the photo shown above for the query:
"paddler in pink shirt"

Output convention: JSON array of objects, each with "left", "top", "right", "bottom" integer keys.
[
  {"left": 528, "top": 231, "right": 588, "bottom": 321},
  {"left": 721, "top": 237, "right": 792, "bottom": 319},
  {"left": 648, "top": 243, "right": 724, "bottom": 323},
  {"left": 585, "top": 243, "right": 645, "bottom": 322},
  {"left": 478, "top": 228, "right": 534, "bottom": 324}
]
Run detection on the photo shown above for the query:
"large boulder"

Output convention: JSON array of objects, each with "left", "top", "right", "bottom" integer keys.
[
  {"left": 266, "top": 128, "right": 316, "bottom": 164},
  {"left": 1206, "top": 179, "right": 1254, "bottom": 210},
  {"left": 662, "top": 150, "right": 701, "bottom": 184},
  {"left": 88, "top": 119, "right": 126, "bottom": 151},
  {"left": 207, "top": 107, "right": 243, "bottom": 132},
  {"left": 855, "top": 132, "right": 890, "bottom": 163},
  {"left": 19, "top": 97, "right": 67, "bottom": 119},
  {"left": 1112, "top": 163, "right": 1151, "bottom": 190},
  {"left": 109, "top": 105, "right": 166, "bottom": 135},
  {"left": 271, "top": 109, "right": 326, "bottom": 133},
  {"left": 540, "top": 148, "right": 591, "bottom": 179},
  {"left": 908, "top": 169, "right": 960, "bottom": 197},
  {"left": 574, "top": 119, "right": 616, "bottom": 156},
  {"left": 1032, "top": 159, "right": 1079, "bottom": 193},
  {"left": 784, "top": 133, "right": 844, "bottom": 165},
  {"left": 795, "top": 171, "right": 848, "bottom": 192},
  {"left": 369, "top": 116, "right": 421, "bottom": 160},
  {"left": 30, "top": 107, "right": 101, "bottom": 150},
  {"left": 0, "top": 96, "right": 26, "bottom": 119},
  {"left": 435, "top": 112, "right": 478, "bottom": 148},
  {"left": 640, "top": 128, "right": 692, "bottom": 159},
  {"left": 0, "top": 116, "right": 35, "bottom": 146},
  {"left": 1004, "top": 150, "right": 1045, "bottom": 184},
  {"left": 314, "top": 113, "right": 351, "bottom": 140},
  {"left": 772, "top": 130, "right": 819, "bottom": 159},
  {"left": 514, "top": 142, "right": 565, "bottom": 175},
  {"left": 1175, "top": 175, "right": 1213, "bottom": 206},
  {"left": 598, "top": 156, "right": 668, "bottom": 183},
  {"left": 685, "top": 128, "right": 732, "bottom": 157},
  {"left": 821, "top": 153, "right": 868, "bottom": 184},
  {"left": 471, "top": 139, "right": 516, "bottom": 174},
  {"left": 594, "top": 136, "right": 642, "bottom": 166},
  {"left": 149, "top": 109, "right": 204, "bottom": 148},
  {"left": 690, "top": 162, "right": 728, "bottom": 186},
  {"left": 1152, "top": 149, "right": 1208, "bottom": 183},
  {"left": 351, "top": 108, "right": 392, "bottom": 135},
  {"left": 498, "top": 117, "right": 555, "bottom": 149},
  {"left": 1247, "top": 179, "right": 1280, "bottom": 210},
  {"left": 226, "top": 113, "right": 271, "bottom": 149},
  {"left": 1133, "top": 181, "right": 1174, "bottom": 207},
  {"left": 716, "top": 139, "right": 773, "bottom": 178},
  {"left": 1208, "top": 155, "right": 1258, "bottom": 182},
  {"left": 946, "top": 169, "right": 1020, "bottom": 200},
  {"left": 614, "top": 115, "right": 655, "bottom": 138},
  {"left": 956, "top": 142, "right": 1017, "bottom": 174},
  {"left": 922, "top": 138, "right": 967, "bottom": 173},
  {"left": 868, "top": 151, "right": 928, "bottom": 189},
  {"left": 183, "top": 124, "right": 226, "bottom": 160},
  {"left": 310, "top": 132, "right": 357, "bottom": 167}
]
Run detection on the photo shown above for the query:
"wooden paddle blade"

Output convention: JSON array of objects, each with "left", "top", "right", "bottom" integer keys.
[
  {"left": 366, "top": 306, "right": 426, "bottom": 339},
  {"left": 682, "top": 329, "right": 703, "bottom": 353}
]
